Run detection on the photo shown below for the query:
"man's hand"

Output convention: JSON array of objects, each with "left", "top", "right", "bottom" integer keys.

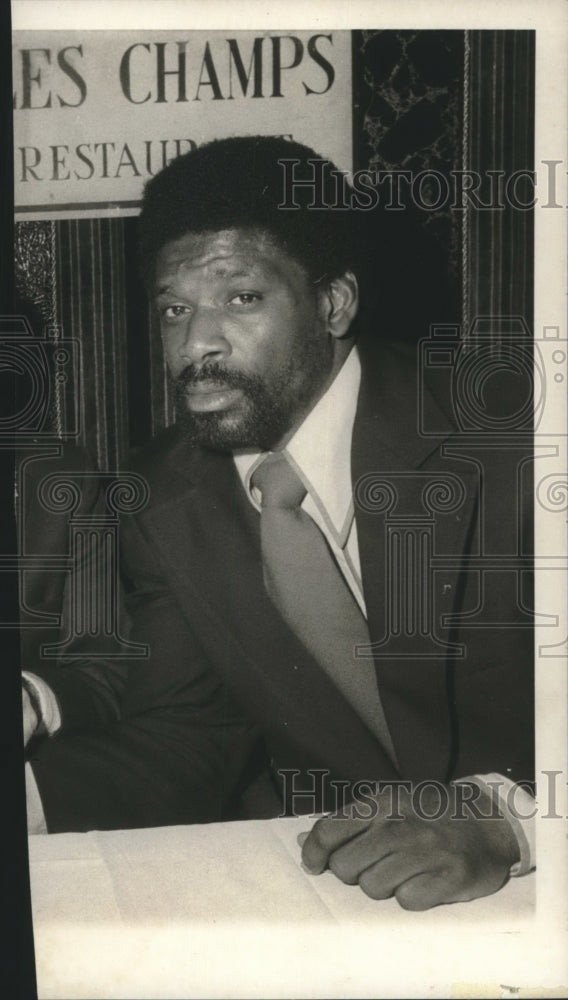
[
  {"left": 300, "top": 782, "right": 520, "bottom": 910},
  {"left": 22, "top": 684, "right": 39, "bottom": 746}
]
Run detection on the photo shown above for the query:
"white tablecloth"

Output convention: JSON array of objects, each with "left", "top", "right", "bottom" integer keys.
[{"left": 29, "top": 817, "right": 538, "bottom": 999}]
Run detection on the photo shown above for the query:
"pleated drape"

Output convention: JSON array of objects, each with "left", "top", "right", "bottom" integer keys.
[{"left": 462, "top": 31, "right": 535, "bottom": 335}]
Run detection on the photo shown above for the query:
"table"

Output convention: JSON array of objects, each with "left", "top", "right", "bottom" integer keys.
[{"left": 29, "top": 817, "right": 537, "bottom": 999}]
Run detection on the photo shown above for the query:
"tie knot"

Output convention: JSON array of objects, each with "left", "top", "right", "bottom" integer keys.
[{"left": 251, "top": 453, "right": 307, "bottom": 509}]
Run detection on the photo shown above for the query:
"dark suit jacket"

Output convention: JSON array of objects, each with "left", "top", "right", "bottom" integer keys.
[{"left": 30, "top": 342, "right": 534, "bottom": 831}]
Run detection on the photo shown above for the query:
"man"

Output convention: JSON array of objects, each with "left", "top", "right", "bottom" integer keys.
[{"left": 24, "top": 136, "right": 535, "bottom": 909}]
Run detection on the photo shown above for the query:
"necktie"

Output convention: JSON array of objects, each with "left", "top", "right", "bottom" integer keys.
[{"left": 251, "top": 452, "right": 396, "bottom": 761}]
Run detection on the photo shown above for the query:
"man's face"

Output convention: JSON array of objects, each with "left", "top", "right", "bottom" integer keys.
[{"left": 153, "top": 228, "right": 340, "bottom": 451}]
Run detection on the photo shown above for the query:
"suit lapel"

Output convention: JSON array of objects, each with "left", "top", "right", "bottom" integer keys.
[
  {"left": 352, "top": 344, "right": 479, "bottom": 780},
  {"left": 138, "top": 446, "right": 399, "bottom": 784}
]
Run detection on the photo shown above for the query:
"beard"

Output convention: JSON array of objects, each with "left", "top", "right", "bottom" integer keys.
[{"left": 174, "top": 352, "right": 329, "bottom": 453}]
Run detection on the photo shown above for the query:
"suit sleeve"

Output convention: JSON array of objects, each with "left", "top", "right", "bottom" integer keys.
[
  {"left": 20, "top": 445, "right": 131, "bottom": 730},
  {"left": 29, "top": 509, "right": 260, "bottom": 831}
]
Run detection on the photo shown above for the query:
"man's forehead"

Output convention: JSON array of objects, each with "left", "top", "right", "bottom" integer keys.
[{"left": 155, "top": 228, "right": 279, "bottom": 277}]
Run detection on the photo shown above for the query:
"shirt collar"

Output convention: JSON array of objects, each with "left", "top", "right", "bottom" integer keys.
[{"left": 233, "top": 347, "right": 361, "bottom": 542}]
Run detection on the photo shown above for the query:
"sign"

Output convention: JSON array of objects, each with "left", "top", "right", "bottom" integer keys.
[{"left": 13, "top": 30, "right": 352, "bottom": 218}]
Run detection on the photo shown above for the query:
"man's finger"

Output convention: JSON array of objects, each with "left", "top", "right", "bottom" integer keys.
[
  {"left": 357, "top": 852, "right": 429, "bottom": 900},
  {"left": 22, "top": 686, "right": 39, "bottom": 746},
  {"left": 327, "top": 823, "right": 407, "bottom": 884},
  {"left": 301, "top": 813, "right": 373, "bottom": 874},
  {"left": 359, "top": 865, "right": 452, "bottom": 910},
  {"left": 394, "top": 871, "right": 456, "bottom": 911}
]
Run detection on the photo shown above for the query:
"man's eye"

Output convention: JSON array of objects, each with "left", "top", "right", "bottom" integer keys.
[
  {"left": 229, "top": 293, "right": 261, "bottom": 306},
  {"left": 161, "top": 305, "right": 191, "bottom": 321}
]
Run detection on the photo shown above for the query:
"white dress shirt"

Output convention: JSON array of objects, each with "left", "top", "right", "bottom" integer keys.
[{"left": 234, "top": 346, "right": 365, "bottom": 614}]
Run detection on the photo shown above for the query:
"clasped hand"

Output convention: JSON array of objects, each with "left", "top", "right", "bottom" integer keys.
[
  {"left": 300, "top": 782, "right": 519, "bottom": 910},
  {"left": 22, "top": 685, "right": 39, "bottom": 746}
]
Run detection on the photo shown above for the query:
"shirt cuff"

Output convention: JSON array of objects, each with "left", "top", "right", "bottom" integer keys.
[
  {"left": 22, "top": 671, "right": 62, "bottom": 737},
  {"left": 26, "top": 763, "right": 48, "bottom": 835},
  {"left": 455, "top": 773, "right": 535, "bottom": 877}
]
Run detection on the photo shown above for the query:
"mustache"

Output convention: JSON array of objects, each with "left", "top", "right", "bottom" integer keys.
[{"left": 174, "top": 363, "right": 261, "bottom": 392}]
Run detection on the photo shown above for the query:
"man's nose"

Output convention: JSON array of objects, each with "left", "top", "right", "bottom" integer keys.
[{"left": 177, "top": 309, "right": 231, "bottom": 365}]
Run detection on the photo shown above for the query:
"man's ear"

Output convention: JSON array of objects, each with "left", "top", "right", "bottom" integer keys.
[{"left": 320, "top": 271, "right": 359, "bottom": 339}]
